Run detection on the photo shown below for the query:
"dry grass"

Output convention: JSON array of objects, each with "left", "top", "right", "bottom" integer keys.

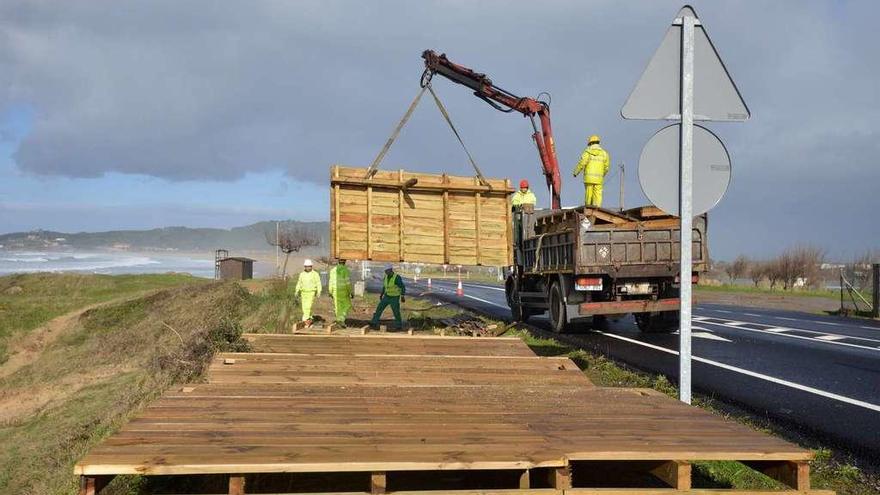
[{"left": 0, "top": 277, "right": 251, "bottom": 495}]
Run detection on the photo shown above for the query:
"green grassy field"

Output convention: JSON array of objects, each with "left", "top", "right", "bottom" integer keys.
[
  {"left": 695, "top": 283, "right": 841, "bottom": 300},
  {"left": 0, "top": 272, "right": 207, "bottom": 364}
]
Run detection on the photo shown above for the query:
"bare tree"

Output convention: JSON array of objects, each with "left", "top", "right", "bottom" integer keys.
[
  {"left": 776, "top": 245, "right": 825, "bottom": 290},
  {"left": 725, "top": 255, "right": 749, "bottom": 283},
  {"left": 765, "top": 259, "right": 782, "bottom": 289},
  {"left": 265, "top": 227, "right": 320, "bottom": 278},
  {"left": 749, "top": 261, "right": 765, "bottom": 287}
]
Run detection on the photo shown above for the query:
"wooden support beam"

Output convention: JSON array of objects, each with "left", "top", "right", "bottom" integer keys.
[
  {"left": 475, "top": 181, "right": 482, "bottom": 265},
  {"left": 79, "top": 475, "right": 113, "bottom": 495},
  {"left": 228, "top": 475, "right": 245, "bottom": 495},
  {"left": 504, "top": 178, "right": 513, "bottom": 265},
  {"left": 519, "top": 469, "right": 530, "bottom": 489},
  {"left": 398, "top": 169, "right": 405, "bottom": 261},
  {"left": 649, "top": 460, "right": 691, "bottom": 489},
  {"left": 371, "top": 471, "right": 387, "bottom": 494},
  {"left": 442, "top": 174, "right": 450, "bottom": 264},
  {"left": 332, "top": 176, "right": 503, "bottom": 193},
  {"left": 367, "top": 186, "right": 373, "bottom": 259},
  {"left": 744, "top": 460, "right": 810, "bottom": 491},
  {"left": 549, "top": 465, "right": 571, "bottom": 489},
  {"left": 333, "top": 166, "right": 341, "bottom": 258}
]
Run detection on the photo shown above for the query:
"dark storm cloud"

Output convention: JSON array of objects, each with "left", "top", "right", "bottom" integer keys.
[{"left": 1, "top": 0, "right": 878, "bottom": 257}]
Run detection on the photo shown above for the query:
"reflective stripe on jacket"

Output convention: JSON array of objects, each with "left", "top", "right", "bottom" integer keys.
[
  {"left": 574, "top": 144, "right": 610, "bottom": 185},
  {"left": 383, "top": 273, "right": 402, "bottom": 297}
]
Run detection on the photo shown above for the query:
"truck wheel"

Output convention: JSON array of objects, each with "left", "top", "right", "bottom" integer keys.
[
  {"left": 505, "top": 276, "right": 530, "bottom": 323},
  {"left": 635, "top": 311, "right": 679, "bottom": 333},
  {"left": 548, "top": 282, "right": 568, "bottom": 333}
]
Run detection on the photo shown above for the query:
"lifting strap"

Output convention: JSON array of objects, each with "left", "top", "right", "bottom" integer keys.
[
  {"left": 364, "top": 86, "right": 428, "bottom": 179},
  {"left": 426, "top": 85, "right": 489, "bottom": 187},
  {"left": 363, "top": 83, "right": 489, "bottom": 187}
]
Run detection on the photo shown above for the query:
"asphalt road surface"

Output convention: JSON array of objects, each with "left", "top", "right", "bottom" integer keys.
[{"left": 400, "top": 276, "right": 880, "bottom": 459}]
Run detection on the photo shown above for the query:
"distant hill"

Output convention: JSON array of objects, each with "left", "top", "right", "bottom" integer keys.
[{"left": 0, "top": 220, "right": 329, "bottom": 252}]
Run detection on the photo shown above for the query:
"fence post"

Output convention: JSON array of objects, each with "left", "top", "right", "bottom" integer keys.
[
  {"left": 872, "top": 263, "right": 879, "bottom": 318},
  {"left": 839, "top": 270, "right": 844, "bottom": 315}
]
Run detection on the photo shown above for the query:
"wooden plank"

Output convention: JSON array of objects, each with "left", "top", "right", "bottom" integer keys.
[
  {"left": 649, "top": 460, "right": 691, "bottom": 489},
  {"left": 549, "top": 465, "right": 571, "bottom": 489},
  {"left": 475, "top": 179, "right": 482, "bottom": 266},
  {"left": 367, "top": 186, "right": 373, "bottom": 259},
  {"left": 398, "top": 170, "right": 404, "bottom": 261},
  {"left": 519, "top": 469, "right": 530, "bottom": 489},
  {"left": 78, "top": 475, "right": 112, "bottom": 495},
  {"left": 743, "top": 460, "right": 810, "bottom": 491},
  {"left": 442, "top": 175, "right": 449, "bottom": 264},
  {"left": 228, "top": 474, "right": 245, "bottom": 495},
  {"left": 371, "top": 471, "right": 387, "bottom": 494}
]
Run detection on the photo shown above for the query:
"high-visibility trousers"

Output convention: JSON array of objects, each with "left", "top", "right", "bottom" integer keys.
[
  {"left": 585, "top": 183, "right": 603, "bottom": 207},
  {"left": 371, "top": 295, "right": 403, "bottom": 328},
  {"left": 299, "top": 290, "right": 318, "bottom": 321},
  {"left": 331, "top": 288, "right": 352, "bottom": 323}
]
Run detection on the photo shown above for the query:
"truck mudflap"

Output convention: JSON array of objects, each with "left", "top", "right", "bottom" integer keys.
[{"left": 575, "top": 297, "right": 680, "bottom": 316}]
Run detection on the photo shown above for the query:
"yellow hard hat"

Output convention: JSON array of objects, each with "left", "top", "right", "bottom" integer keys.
[{"left": 588, "top": 135, "right": 601, "bottom": 144}]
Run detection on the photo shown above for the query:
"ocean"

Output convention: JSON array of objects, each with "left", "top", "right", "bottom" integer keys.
[{"left": 0, "top": 251, "right": 217, "bottom": 278}]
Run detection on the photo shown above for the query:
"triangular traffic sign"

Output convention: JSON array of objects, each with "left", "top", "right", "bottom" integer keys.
[{"left": 621, "top": 6, "right": 749, "bottom": 121}]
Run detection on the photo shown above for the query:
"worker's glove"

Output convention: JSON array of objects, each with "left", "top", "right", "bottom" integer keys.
[{"left": 400, "top": 296, "right": 406, "bottom": 303}]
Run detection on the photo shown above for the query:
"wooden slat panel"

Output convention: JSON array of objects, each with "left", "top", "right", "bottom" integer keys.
[{"left": 331, "top": 165, "right": 513, "bottom": 265}]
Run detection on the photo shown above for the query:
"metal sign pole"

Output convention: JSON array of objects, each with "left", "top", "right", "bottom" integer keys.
[{"left": 678, "top": 13, "right": 695, "bottom": 404}]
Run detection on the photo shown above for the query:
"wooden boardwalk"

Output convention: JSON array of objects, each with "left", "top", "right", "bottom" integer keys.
[{"left": 76, "top": 334, "right": 830, "bottom": 494}]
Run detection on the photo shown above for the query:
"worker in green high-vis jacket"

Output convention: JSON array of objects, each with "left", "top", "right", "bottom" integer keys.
[
  {"left": 328, "top": 258, "right": 353, "bottom": 327},
  {"left": 370, "top": 264, "right": 406, "bottom": 330}
]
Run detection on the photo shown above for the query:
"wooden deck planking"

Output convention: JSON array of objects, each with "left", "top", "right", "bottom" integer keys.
[
  {"left": 76, "top": 333, "right": 815, "bottom": 493},
  {"left": 243, "top": 334, "right": 536, "bottom": 357}
]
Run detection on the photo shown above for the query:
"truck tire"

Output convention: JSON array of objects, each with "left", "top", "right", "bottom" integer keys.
[
  {"left": 548, "top": 282, "right": 568, "bottom": 333},
  {"left": 635, "top": 311, "right": 679, "bottom": 333},
  {"left": 505, "top": 276, "right": 530, "bottom": 323}
]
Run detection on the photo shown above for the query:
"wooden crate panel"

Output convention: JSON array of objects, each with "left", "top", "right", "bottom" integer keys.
[{"left": 331, "top": 165, "right": 513, "bottom": 266}]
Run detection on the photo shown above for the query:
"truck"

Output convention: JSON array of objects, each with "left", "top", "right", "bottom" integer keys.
[
  {"left": 506, "top": 205, "right": 708, "bottom": 333},
  {"left": 420, "top": 50, "right": 707, "bottom": 332}
]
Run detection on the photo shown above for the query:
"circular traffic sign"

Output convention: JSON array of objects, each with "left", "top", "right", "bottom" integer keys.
[{"left": 638, "top": 123, "right": 731, "bottom": 216}]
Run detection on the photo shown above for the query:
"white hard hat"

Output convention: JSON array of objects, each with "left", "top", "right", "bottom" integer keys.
[
  {"left": 303, "top": 259, "right": 313, "bottom": 266},
  {"left": 385, "top": 264, "right": 394, "bottom": 270}
]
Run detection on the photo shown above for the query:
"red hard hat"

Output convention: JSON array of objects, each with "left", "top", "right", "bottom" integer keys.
[{"left": 519, "top": 179, "right": 529, "bottom": 189}]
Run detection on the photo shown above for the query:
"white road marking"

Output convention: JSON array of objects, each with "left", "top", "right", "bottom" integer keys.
[
  {"left": 744, "top": 313, "right": 761, "bottom": 317},
  {"left": 693, "top": 332, "right": 732, "bottom": 342},
  {"left": 763, "top": 327, "right": 791, "bottom": 333},
  {"left": 815, "top": 321, "right": 842, "bottom": 327},
  {"left": 591, "top": 330, "right": 880, "bottom": 413},
  {"left": 815, "top": 335, "right": 846, "bottom": 341},
  {"left": 777, "top": 317, "right": 799, "bottom": 321},
  {"left": 724, "top": 321, "right": 749, "bottom": 326},
  {"left": 714, "top": 309, "right": 733, "bottom": 314},
  {"left": 699, "top": 320, "right": 880, "bottom": 352},
  {"left": 861, "top": 326, "right": 880, "bottom": 330}
]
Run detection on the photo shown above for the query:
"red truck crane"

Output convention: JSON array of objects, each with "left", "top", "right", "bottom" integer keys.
[{"left": 421, "top": 50, "right": 563, "bottom": 209}]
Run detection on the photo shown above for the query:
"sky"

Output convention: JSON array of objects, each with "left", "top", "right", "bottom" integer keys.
[{"left": 0, "top": 0, "right": 878, "bottom": 260}]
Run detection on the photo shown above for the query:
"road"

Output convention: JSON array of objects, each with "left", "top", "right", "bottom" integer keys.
[{"left": 401, "top": 276, "right": 880, "bottom": 459}]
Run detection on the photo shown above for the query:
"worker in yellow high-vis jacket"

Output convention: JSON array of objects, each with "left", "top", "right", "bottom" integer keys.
[
  {"left": 328, "top": 258, "right": 353, "bottom": 327},
  {"left": 511, "top": 179, "right": 537, "bottom": 209},
  {"left": 573, "top": 135, "right": 610, "bottom": 207},
  {"left": 294, "top": 259, "right": 322, "bottom": 326}
]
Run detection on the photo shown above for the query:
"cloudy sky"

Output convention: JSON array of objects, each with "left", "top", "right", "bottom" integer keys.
[{"left": 1, "top": 0, "right": 877, "bottom": 260}]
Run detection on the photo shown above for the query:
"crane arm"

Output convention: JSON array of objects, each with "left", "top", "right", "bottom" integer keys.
[{"left": 421, "top": 50, "right": 562, "bottom": 209}]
